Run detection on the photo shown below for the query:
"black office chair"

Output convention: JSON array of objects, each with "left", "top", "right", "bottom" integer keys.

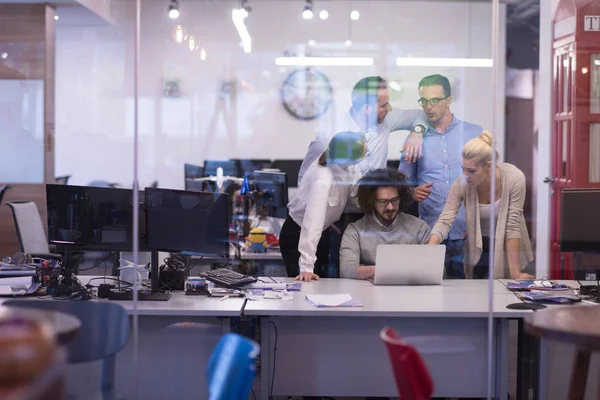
[
  {"left": 0, "top": 184, "right": 12, "bottom": 208},
  {"left": 4, "top": 300, "right": 129, "bottom": 400}
]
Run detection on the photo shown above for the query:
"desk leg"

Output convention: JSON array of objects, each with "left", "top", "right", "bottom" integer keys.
[
  {"left": 260, "top": 318, "right": 271, "bottom": 400},
  {"left": 536, "top": 338, "right": 548, "bottom": 400},
  {"left": 495, "top": 319, "right": 509, "bottom": 400}
]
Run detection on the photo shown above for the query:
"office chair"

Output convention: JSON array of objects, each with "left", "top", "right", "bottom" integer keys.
[
  {"left": 380, "top": 327, "right": 434, "bottom": 400},
  {"left": 0, "top": 184, "right": 12, "bottom": 208},
  {"left": 4, "top": 300, "right": 129, "bottom": 400},
  {"left": 207, "top": 333, "right": 259, "bottom": 400},
  {"left": 55, "top": 175, "right": 71, "bottom": 185},
  {"left": 6, "top": 201, "right": 61, "bottom": 261}
]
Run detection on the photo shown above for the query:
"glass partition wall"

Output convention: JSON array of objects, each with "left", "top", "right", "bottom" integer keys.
[{"left": 51, "top": 0, "right": 553, "bottom": 398}]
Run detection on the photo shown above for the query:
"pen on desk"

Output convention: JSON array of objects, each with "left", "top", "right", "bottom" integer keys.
[{"left": 220, "top": 295, "right": 230, "bottom": 301}]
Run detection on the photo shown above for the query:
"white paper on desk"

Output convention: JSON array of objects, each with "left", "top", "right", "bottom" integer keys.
[
  {"left": 305, "top": 294, "right": 362, "bottom": 307},
  {"left": 0, "top": 276, "right": 34, "bottom": 296}
]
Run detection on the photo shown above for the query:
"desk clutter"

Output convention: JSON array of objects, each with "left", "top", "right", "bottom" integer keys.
[{"left": 507, "top": 279, "right": 586, "bottom": 304}]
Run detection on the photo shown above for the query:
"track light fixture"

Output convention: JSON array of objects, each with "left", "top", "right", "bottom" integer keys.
[
  {"left": 302, "top": 0, "right": 314, "bottom": 19},
  {"left": 168, "top": 0, "right": 180, "bottom": 19}
]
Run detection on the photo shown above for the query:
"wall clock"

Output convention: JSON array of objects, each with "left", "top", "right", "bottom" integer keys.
[{"left": 280, "top": 68, "right": 333, "bottom": 120}]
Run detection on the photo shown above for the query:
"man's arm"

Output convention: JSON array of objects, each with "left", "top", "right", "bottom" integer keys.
[
  {"left": 339, "top": 224, "right": 374, "bottom": 280},
  {"left": 297, "top": 168, "right": 332, "bottom": 278},
  {"left": 387, "top": 109, "right": 427, "bottom": 163},
  {"left": 398, "top": 152, "right": 418, "bottom": 186}
]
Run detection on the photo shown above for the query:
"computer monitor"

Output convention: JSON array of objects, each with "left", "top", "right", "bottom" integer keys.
[
  {"left": 560, "top": 188, "right": 600, "bottom": 252},
  {"left": 184, "top": 163, "right": 204, "bottom": 179},
  {"left": 253, "top": 171, "right": 288, "bottom": 219},
  {"left": 234, "top": 159, "right": 272, "bottom": 176},
  {"left": 184, "top": 179, "right": 206, "bottom": 192},
  {"left": 145, "top": 188, "right": 230, "bottom": 257},
  {"left": 204, "top": 160, "right": 239, "bottom": 177},
  {"left": 271, "top": 160, "right": 302, "bottom": 187},
  {"left": 46, "top": 184, "right": 147, "bottom": 251}
]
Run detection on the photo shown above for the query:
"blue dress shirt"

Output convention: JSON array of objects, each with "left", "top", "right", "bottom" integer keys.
[{"left": 399, "top": 116, "right": 482, "bottom": 240}]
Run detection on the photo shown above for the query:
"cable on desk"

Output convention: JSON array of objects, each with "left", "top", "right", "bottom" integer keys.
[
  {"left": 240, "top": 298, "right": 248, "bottom": 318},
  {"left": 268, "top": 320, "right": 278, "bottom": 398}
]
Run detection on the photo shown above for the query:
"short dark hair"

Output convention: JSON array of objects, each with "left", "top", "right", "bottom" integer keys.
[
  {"left": 356, "top": 169, "right": 413, "bottom": 213},
  {"left": 418, "top": 74, "right": 451, "bottom": 97},
  {"left": 351, "top": 76, "right": 388, "bottom": 110}
]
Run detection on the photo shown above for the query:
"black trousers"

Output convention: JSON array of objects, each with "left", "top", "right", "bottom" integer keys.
[
  {"left": 473, "top": 236, "right": 490, "bottom": 279},
  {"left": 279, "top": 216, "right": 332, "bottom": 278}
]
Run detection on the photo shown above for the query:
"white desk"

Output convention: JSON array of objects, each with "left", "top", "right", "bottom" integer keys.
[
  {"left": 244, "top": 278, "right": 529, "bottom": 399},
  {"left": 10, "top": 276, "right": 548, "bottom": 399}
]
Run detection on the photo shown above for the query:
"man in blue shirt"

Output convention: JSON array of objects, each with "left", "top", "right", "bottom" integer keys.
[{"left": 399, "top": 74, "right": 482, "bottom": 278}]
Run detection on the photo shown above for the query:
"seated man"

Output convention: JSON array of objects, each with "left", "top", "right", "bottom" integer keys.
[{"left": 340, "top": 169, "right": 430, "bottom": 280}]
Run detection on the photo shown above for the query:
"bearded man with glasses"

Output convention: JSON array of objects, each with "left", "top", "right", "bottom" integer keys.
[
  {"left": 339, "top": 169, "right": 430, "bottom": 280},
  {"left": 399, "top": 74, "right": 483, "bottom": 279}
]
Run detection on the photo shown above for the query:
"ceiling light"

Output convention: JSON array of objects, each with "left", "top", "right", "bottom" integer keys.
[
  {"left": 54, "top": 15, "right": 59, "bottom": 21},
  {"left": 171, "top": 24, "right": 187, "bottom": 43},
  {"left": 232, "top": 8, "right": 251, "bottom": 53},
  {"left": 1, "top": 53, "right": 7, "bottom": 60},
  {"left": 319, "top": 10, "right": 329, "bottom": 20},
  {"left": 168, "top": 0, "right": 180, "bottom": 19},
  {"left": 308, "top": 39, "right": 316, "bottom": 47},
  {"left": 396, "top": 57, "right": 493, "bottom": 67},
  {"left": 344, "top": 39, "right": 352, "bottom": 46},
  {"left": 594, "top": 59, "right": 600, "bottom": 66},
  {"left": 200, "top": 48, "right": 207, "bottom": 61},
  {"left": 350, "top": 10, "right": 360, "bottom": 20},
  {"left": 302, "top": 0, "right": 313, "bottom": 19},
  {"left": 275, "top": 56, "right": 374, "bottom": 66},
  {"left": 188, "top": 36, "right": 196, "bottom": 51}
]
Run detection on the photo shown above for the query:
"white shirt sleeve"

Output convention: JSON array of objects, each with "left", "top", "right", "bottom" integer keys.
[
  {"left": 297, "top": 167, "right": 333, "bottom": 274},
  {"left": 298, "top": 131, "right": 330, "bottom": 185}
]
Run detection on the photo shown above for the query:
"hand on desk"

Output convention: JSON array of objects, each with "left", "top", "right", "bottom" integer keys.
[
  {"left": 296, "top": 272, "right": 320, "bottom": 282},
  {"left": 516, "top": 272, "right": 535, "bottom": 280}
]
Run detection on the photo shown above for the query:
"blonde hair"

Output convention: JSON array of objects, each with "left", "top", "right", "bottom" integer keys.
[{"left": 462, "top": 130, "right": 499, "bottom": 165}]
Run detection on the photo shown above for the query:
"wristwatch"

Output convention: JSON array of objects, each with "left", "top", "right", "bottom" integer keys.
[{"left": 412, "top": 124, "right": 426, "bottom": 134}]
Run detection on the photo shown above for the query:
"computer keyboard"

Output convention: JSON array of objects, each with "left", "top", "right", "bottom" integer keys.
[{"left": 201, "top": 268, "right": 257, "bottom": 288}]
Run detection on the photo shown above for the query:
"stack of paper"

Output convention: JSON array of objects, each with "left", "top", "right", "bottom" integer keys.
[{"left": 305, "top": 293, "right": 362, "bottom": 308}]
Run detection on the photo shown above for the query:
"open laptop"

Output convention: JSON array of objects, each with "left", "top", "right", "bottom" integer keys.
[{"left": 370, "top": 244, "right": 446, "bottom": 285}]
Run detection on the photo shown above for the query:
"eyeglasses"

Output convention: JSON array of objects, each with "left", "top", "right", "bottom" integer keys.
[
  {"left": 418, "top": 97, "right": 448, "bottom": 107},
  {"left": 376, "top": 197, "right": 400, "bottom": 207}
]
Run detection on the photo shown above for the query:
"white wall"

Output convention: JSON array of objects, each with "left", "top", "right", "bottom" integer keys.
[{"left": 55, "top": 0, "right": 506, "bottom": 189}]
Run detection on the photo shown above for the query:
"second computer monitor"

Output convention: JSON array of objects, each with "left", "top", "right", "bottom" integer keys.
[
  {"left": 253, "top": 171, "right": 288, "bottom": 219},
  {"left": 560, "top": 188, "right": 600, "bottom": 252},
  {"left": 184, "top": 163, "right": 204, "bottom": 179},
  {"left": 271, "top": 160, "right": 302, "bottom": 187},
  {"left": 204, "top": 160, "right": 239, "bottom": 177},
  {"left": 145, "top": 188, "right": 230, "bottom": 257}
]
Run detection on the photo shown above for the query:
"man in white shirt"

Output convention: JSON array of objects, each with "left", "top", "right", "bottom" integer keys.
[{"left": 298, "top": 76, "right": 427, "bottom": 183}]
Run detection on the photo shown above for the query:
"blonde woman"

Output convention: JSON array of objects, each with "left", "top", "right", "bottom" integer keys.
[{"left": 427, "top": 131, "right": 534, "bottom": 279}]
